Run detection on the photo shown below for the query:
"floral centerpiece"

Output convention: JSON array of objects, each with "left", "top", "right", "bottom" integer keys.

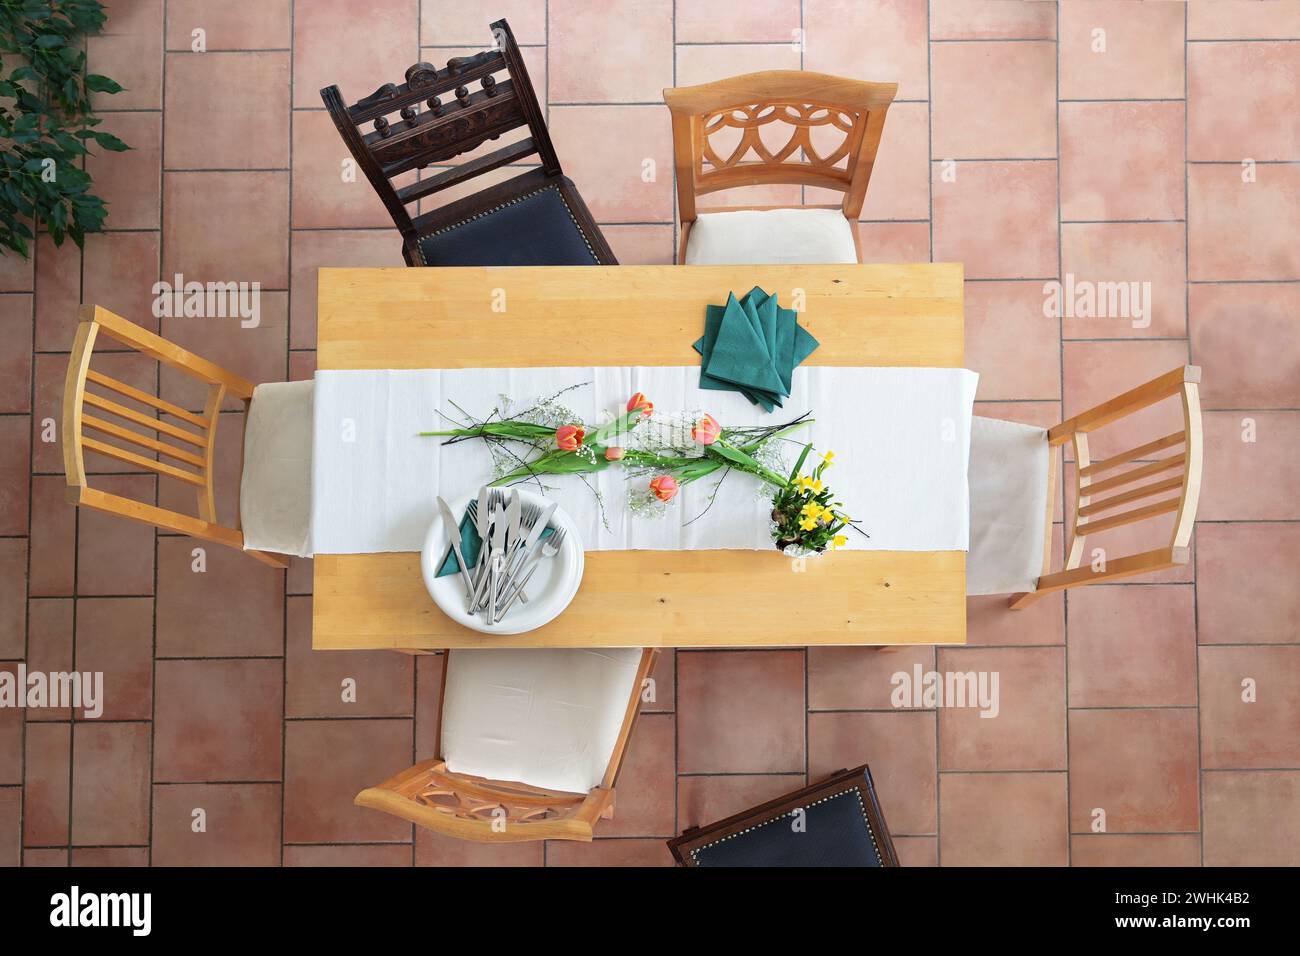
[
  {"left": 421, "top": 385, "right": 863, "bottom": 553},
  {"left": 769, "top": 446, "right": 855, "bottom": 556}
]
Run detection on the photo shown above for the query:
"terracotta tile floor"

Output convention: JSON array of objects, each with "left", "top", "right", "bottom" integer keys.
[{"left": 1, "top": 0, "right": 1298, "bottom": 867}]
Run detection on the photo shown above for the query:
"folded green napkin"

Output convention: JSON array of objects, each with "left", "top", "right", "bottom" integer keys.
[
  {"left": 435, "top": 504, "right": 554, "bottom": 578},
  {"left": 694, "top": 301, "right": 781, "bottom": 411},
  {"left": 708, "top": 293, "right": 788, "bottom": 397},
  {"left": 693, "top": 286, "right": 819, "bottom": 412}
]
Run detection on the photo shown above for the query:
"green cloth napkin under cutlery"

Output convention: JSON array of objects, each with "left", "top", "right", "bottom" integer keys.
[
  {"left": 435, "top": 504, "right": 555, "bottom": 579},
  {"left": 693, "top": 286, "right": 820, "bottom": 412}
]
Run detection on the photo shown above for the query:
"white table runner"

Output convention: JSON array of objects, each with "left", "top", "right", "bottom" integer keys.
[{"left": 309, "top": 366, "right": 979, "bottom": 555}]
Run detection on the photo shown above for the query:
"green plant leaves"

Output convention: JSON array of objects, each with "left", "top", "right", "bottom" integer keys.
[
  {"left": 787, "top": 442, "right": 812, "bottom": 483},
  {"left": 84, "top": 72, "right": 121, "bottom": 93},
  {"left": 0, "top": 0, "right": 123, "bottom": 259},
  {"left": 90, "top": 130, "right": 126, "bottom": 151}
]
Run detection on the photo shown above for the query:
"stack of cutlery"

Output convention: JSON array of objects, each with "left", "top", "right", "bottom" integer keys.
[{"left": 437, "top": 487, "right": 565, "bottom": 626}]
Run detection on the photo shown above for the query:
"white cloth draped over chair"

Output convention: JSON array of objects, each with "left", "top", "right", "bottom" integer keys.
[
  {"left": 440, "top": 647, "right": 645, "bottom": 794},
  {"left": 240, "top": 380, "right": 314, "bottom": 558},
  {"left": 966, "top": 416, "right": 1049, "bottom": 596}
]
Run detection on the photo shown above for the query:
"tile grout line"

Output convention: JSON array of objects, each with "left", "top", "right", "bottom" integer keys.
[
  {"left": 60, "top": 29, "right": 93, "bottom": 865},
  {"left": 1184, "top": 3, "right": 1207, "bottom": 869},
  {"left": 1054, "top": 0, "right": 1072, "bottom": 868},
  {"left": 282, "top": 0, "right": 295, "bottom": 869},
  {"left": 18, "top": 131, "right": 39, "bottom": 866},
  {"left": 146, "top": 0, "right": 169, "bottom": 870}
]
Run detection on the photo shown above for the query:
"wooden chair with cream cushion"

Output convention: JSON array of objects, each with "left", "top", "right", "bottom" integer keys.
[
  {"left": 62, "top": 305, "right": 312, "bottom": 569},
  {"left": 663, "top": 70, "right": 897, "bottom": 265},
  {"left": 970, "top": 366, "right": 1202, "bottom": 608},
  {"left": 356, "top": 647, "right": 659, "bottom": 843}
]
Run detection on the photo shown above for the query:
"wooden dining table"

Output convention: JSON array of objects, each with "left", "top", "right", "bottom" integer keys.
[{"left": 312, "top": 263, "right": 966, "bottom": 650}]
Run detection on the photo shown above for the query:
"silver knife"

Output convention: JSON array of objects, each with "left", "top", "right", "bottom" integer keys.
[
  {"left": 503, "top": 491, "right": 522, "bottom": 551},
  {"left": 437, "top": 496, "right": 474, "bottom": 600}
]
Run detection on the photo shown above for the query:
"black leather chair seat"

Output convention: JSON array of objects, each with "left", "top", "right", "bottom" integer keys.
[
  {"left": 668, "top": 765, "right": 897, "bottom": 867},
  {"left": 689, "top": 785, "right": 886, "bottom": 867},
  {"left": 415, "top": 176, "right": 602, "bottom": 267}
]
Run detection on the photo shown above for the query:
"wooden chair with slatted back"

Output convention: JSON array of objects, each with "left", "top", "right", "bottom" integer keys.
[
  {"left": 62, "top": 305, "right": 313, "bottom": 569},
  {"left": 321, "top": 17, "right": 615, "bottom": 268},
  {"left": 663, "top": 70, "right": 898, "bottom": 265},
  {"left": 968, "top": 365, "right": 1203, "bottom": 608},
  {"left": 356, "top": 647, "right": 659, "bottom": 843}
]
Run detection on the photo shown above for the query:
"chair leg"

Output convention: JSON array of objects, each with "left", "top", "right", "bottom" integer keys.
[
  {"left": 1008, "top": 590, "right": 1043, "bottom": 610},
  {"left": 245, "top": 549, "right": 291, "bottom": 569}
]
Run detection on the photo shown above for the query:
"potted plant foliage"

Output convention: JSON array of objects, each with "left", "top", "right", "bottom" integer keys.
[{"left": 0, "top": 0, "right": 127, "bottom": 258}]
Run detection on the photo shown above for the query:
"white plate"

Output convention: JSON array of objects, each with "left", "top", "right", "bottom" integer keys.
[{"left": 420, "top": 490, "right": 585, "bottom": 635}]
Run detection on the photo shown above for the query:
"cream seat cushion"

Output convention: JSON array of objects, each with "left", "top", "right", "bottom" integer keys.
[
  {"left": 239, "top": 380, "right": 313, "bottom": 558},
  {"left": 684, "top": 208, "right": 858, "bottom": 265},
  {"left": 441, "top": 647, "right": 644, "bottom": 794},
  {"left": 967, "top": 416, "right": 1050, "bottom": 596}
]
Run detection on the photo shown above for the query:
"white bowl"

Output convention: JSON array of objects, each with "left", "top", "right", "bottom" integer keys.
[{"left": 420, "top": 489, "right": 584, "bottom": 635}]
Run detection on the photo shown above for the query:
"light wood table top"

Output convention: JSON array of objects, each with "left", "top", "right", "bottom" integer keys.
[{"left": 313, "top": 264, "right": 965, "bottom": 650}]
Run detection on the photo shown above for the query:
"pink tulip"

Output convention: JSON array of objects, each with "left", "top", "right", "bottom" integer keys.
[
  {"left": 649, "top": 475, "right": 679, "bottom": 502},
  {"left": 604, "top": 446, "right": 626, "bottom": 461},
  {"left": 555, "top": 424, "right": 585, "bottom": 451},
  {"left": 691, "top": 413, "right": 722, "bottom": 445},
  {"left": 627, "top": 392, "right": 654, "bottom": 417}
]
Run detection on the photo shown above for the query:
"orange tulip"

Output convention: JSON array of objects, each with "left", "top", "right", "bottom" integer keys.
[
  {"left": 604, "top": 446, "right": 626, "bottom": 461},
  {"left": 555, "top": 424, "right": 585, "bottom": 451},
  {"left": 649, "top": 475, "right": 678, "bottom": 502},
  {"left": 691, "top": 413, "right": 722, "bottom": 445},
  {"left": 627, "top": 392, "right": 654, "bottom": 417}
]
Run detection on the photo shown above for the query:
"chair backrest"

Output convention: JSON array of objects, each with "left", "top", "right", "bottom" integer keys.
[
  {"left": 667, "top": 764, "right": 899, "bottom": 866},
  {"left": 320, "top": 17, "right": 556, "bottom": 249},
  {"left": 663, "top": 70, "right": 897, "bottom": 222},
  {"left": 62, "top": 305, "right": 283, "bottom": 568},
  {"left": 355, "top": 648, "right": 659, "bottom": 843},
  {"left": 1018, "top": 365, "right": 1203, "bottom": 606}
]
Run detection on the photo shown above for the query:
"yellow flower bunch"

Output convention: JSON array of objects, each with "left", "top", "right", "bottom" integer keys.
[{"left": 772, "top": 445, "right": 861, "bottom": 555}]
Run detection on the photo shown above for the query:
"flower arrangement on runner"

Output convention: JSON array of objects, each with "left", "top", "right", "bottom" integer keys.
[{"left": 421, "top": 384, "right": 863, "bottom": 551}]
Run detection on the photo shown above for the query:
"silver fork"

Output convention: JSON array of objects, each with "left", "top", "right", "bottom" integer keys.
[
  {"left": 494, "top": 501, "right": 541, "bottom": 600},
  {"left": 468, "top": 496, "right": 539, "bottom": 608},
  {"left": 467, "top": 489, "right": 504, "bottom": 594},
  {"left": 497, "top": 528, "right": 566, "bottom": 619}
]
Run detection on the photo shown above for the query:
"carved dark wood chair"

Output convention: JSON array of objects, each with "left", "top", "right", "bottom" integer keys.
[
  {"left": 320, "top": 18, "right": 615, "bottom": 267},
  {"left": 668, "top": 765, "right": 900, "bottom": 866}
]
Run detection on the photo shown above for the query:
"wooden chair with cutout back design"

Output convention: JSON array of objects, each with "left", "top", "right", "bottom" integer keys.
[
  {"left": 356, "top": 647, "right": 659, "bottom": 843},
  {"left": 321, "top": 18, "right": 615, "bottom": 268},
  {"left": 62, "top": 305, "right": 313, "bottom": 569},
  {"left": 664, "top": 70, "right": 897, "bottom": 265}
]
